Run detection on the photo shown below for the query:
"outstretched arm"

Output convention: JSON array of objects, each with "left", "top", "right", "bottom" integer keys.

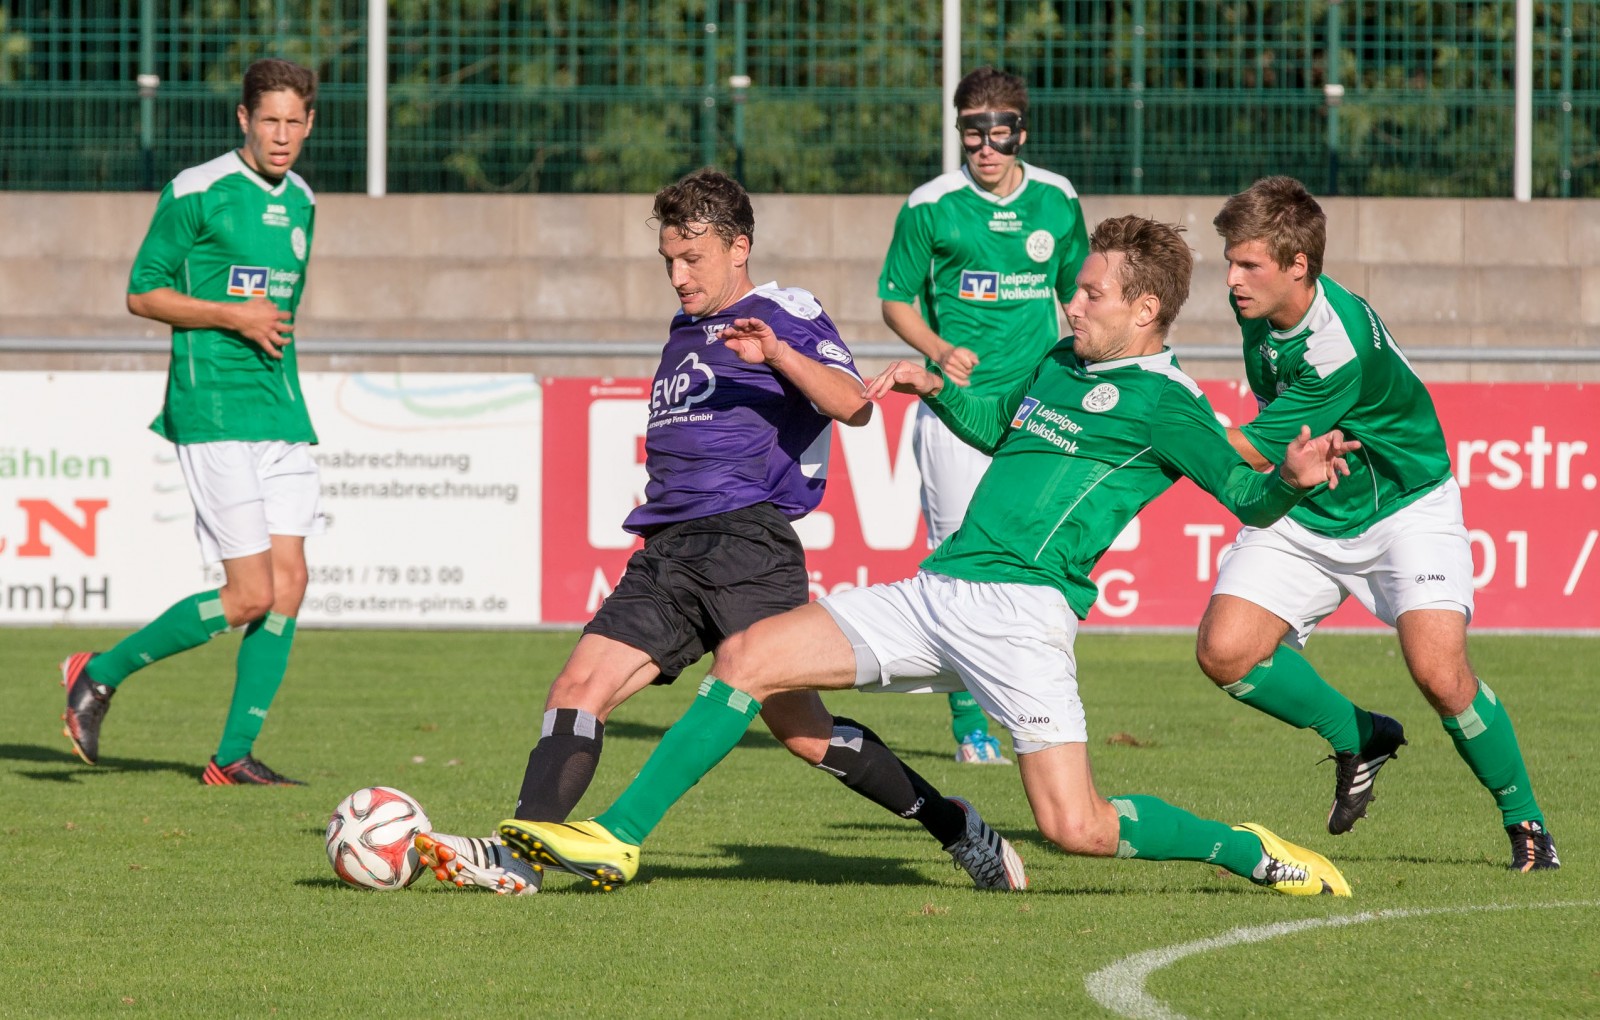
[
  {"left": 722, "top": 317, "right": 872, "bottom": 427},
  {"left": 1155, "top": 391, "right": 1360, "bottom": 528}
]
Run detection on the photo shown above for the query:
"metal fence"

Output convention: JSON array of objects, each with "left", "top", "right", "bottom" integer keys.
[{"left": 2, "top": 1, "right": 1595, "bottom": 196}]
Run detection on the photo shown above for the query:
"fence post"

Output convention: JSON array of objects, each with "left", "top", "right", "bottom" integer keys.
[
  {"left": 702, "top": 0, "right": 720, "bottom": 170},
  {"left": 1560, "top": 0, "right": 1574, "bottom": 198},
  {"left": 1325, "top": 0, "right": 1342, "bottom": 196},
  {"left": 1514, "top": 0, "right": 1532, "bottom": 200},
  {"left": 1131, "top": 0, "right": 1145, "bottom": 195},
  {"left": 731, "top": 0, "right": 748, "bottom": 183},
  {"left": 138, "top": 0, "right": 157, "bottom": 191},
  {"left": 367, "top": 0, "right": 387, "bottom": 197}
]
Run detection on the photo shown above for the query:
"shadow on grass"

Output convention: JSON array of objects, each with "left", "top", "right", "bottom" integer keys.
[
  {"left": 0, "top": 742, "right": 198, "bottom": 782},
  {"left": 633, "top": 842, "right": 936, "bottom": 886}
]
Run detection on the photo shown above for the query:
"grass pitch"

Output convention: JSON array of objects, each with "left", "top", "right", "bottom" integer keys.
[{"left": 2, "top": 628, "right": 1594, "bottom": 1018}]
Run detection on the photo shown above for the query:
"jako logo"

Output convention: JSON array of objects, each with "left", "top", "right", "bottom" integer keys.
[
  {"left": 959, "top": 270, "right": 999, "bottom": 301},
  {"left": 1010, "top": 396, "right": 1040, "bottom": 428},
  {"left": 1414, "top": 573, "right": 1446, "bottom": 583},
  {"left": 227, "top": 265, "right": 270, "bottom": 298}
]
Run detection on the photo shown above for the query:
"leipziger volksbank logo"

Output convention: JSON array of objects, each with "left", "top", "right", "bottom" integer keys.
[
  {"left": 227, "top": 265, "right": 270, "bottom": 298},
  {"left": 959, "top": 270, "right": 999, "bottom": 302}
]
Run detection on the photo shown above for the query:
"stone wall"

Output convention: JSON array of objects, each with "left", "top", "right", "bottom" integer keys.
[{"left": 2, "top": 191, "right": 1596, "bottom": 380}]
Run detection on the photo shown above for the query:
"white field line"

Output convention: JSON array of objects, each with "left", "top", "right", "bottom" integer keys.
[{"left": 1084, "top": 900, "right": 1600, "bottom": 1020}]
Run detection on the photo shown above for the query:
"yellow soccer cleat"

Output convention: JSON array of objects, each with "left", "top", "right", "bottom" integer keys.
[
  {"left": 498, "top": 818, "right": 640, "bottom": 891},
  {"left": 1235, "top": 822, "right": 1352, "bottom": 897}
]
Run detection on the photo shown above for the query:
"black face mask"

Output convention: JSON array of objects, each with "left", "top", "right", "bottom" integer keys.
[{"left": 957, "top": 111, "right": 1025, "bottom": 155}]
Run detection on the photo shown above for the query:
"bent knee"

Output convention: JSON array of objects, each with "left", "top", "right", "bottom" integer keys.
[
  {"left": 711, "top": 629, "right": 767, "bottom": 686},
  {"left": 225, "top": 587, "right": 275, "bottom": 625},
  {"left": 1195, "top": 629, "right": 1269, "bottom": 685},
  {"left": 1037, "top": 812, "right": 1118, "bottom": 857},
  {"left": 547, "top": 668, "right": 625, "bottom": 710}
]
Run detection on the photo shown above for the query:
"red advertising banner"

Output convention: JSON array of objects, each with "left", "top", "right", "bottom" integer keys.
[{"left": 541, "top": 379, "right": 1599, "bottom": 631}]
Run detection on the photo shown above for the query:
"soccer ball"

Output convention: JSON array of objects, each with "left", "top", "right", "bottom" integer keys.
[{"left": 325, "top": 786, "right": 431, "bottom": 891}]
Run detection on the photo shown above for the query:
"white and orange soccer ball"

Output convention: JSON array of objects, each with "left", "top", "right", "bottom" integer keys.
[{"left": 325, "top": 786, "right": 431, "bottom": 891}]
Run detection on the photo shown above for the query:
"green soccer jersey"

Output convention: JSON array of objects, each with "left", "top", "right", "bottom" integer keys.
[
  {"left": 878, "top": 163, "right": 1089, "bottom": 397},
  {"left": 129, "top": 150, "right": 318, "bottom": 445},
  {"left": 921, "top": 344, "right": 1308, "bottom": 617},
  {"left": 1236, "top": 276, "right": 1451, "bottom": 537}
]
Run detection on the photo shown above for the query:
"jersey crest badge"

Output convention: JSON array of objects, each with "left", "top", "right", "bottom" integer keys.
[
  {"left": 291, "top": 227, "right": 308, "bottom": 261},
  {"left": 227, "top": 265, "right": 270, "bottom": 298},
  {"left": 815, "top": 338, "right": 851, "bottom": 363},
  {"left": 1081, "top": 383, "right": 1119, "bottom": 413},
  {"left": 1026, "top": 230, "right": 1055, "bottom": 263},
  {"left": 959, "top": 270, "right": 999, "bottom": 302}
]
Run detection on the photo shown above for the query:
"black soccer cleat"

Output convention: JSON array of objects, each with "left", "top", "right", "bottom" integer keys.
[
  {"left": 1327, "top": 712, "right": 1407, "bottom": 835},
  {"left": 200, "top": 755, "right": 307, "bottom": 786},
  {"left": 1506, "top": 820, "right": 1560, "bottom": 872},
  {"left": 61, "top": 652, "right": 114, "bottom": 765}
]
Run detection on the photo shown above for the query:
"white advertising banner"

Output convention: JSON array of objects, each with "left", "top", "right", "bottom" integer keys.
[{"left": 0, "top": 372, "right": 541, "bottom": 627}]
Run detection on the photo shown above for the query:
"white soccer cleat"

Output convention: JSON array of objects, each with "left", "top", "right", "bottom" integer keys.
[
  {"left": 415, "top": 831, "right": 541, "bottom": 895},
  {"left": 955, "top": 730, "right": 1011, "bottom": 765}
]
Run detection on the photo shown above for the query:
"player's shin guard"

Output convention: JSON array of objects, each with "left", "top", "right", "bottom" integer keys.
[
  {"left": 90, "top": 589, "right": 230, "bottom": 687},
  {"left": 512, "top": 708, "right": 604, "bottom": 821},
  {"left": 1110, "top": 795, "right": 1263, "bottom": 877},
  {"left": 215, "top": 612, "right": 294, "bottom": 766},
  {"left": 1222, "top": 646, "right": 1370, "bottom": 754},
  {"left": 817, "top": 716, "right": 966, "bottom": 847},
  {"left": 1441, "top": 680, "right": 1543, "bottom": 827},
  {"left": 595, "top": 677, "right": 760, "bottom": 846}
]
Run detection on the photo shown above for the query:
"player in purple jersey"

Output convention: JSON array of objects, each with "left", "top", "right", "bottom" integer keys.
[{"left": 412, "top": 169, "right": 1027, "bottom": 895}]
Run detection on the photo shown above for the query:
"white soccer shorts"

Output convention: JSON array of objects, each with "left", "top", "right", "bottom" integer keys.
[
  {"left": 175, "top": 440, "right": 324, "bottom": 564},
  {"left": 819, "top": 570, "right": 1087, "bottom": 748},
  {"left": 1213, "top": 478, "right": 1475, "bottom": 647},
  {"left": 912, "top": 404, "right": 992, "bottom": 548}
]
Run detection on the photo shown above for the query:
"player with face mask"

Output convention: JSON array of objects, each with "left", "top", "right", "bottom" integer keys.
[{"left": 879, "top": 67, "right": 1090, "bottom": 765}]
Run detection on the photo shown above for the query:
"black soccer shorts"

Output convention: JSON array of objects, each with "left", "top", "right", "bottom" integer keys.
[{"left": 583, "top": 502, "right": 809, "bottom": 684}]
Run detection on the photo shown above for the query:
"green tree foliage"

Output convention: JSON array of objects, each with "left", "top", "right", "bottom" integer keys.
[{"left": 0, "top": 0, "right": 1593, "bottom": 195}]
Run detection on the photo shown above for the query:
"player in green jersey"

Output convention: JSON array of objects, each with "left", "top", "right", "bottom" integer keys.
[
  {"left": 497, "top": 216, "right": 1362, "bottom": 897},
  {"left": 879, "top": 66, "right": 1090, "bottom": 764},
  {"left": 1195, "top": 176, "right": 1558, "bottom": 872},
  {"left": 60, "top": 59, "right": 321, "bottom": 787}
]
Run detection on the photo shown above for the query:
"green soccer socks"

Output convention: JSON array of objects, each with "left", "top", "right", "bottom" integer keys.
[
  {"left": 214, "top": 612, "right": 296, "bottom": 766},
  {"left": 1222, "top": 645, "right": 1372, "bottom": 754},
  {"left": 86, "top": 590, "right": 229, "bottom": 687},
  {"left": 1441, "top": 680, "right": 1543, "bottom": 827},
  {"left": 596, "top": 677, "right": 761, "bottom": 846}
]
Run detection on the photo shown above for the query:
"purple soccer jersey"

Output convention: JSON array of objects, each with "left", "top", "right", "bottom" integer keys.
[{"left": 624, "top": 282, "right": 863, "bottom": 534}]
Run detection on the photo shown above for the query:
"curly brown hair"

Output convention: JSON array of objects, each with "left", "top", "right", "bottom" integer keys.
[{"left": 650, "top": 168, "right": 755, "bottom": 249}]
